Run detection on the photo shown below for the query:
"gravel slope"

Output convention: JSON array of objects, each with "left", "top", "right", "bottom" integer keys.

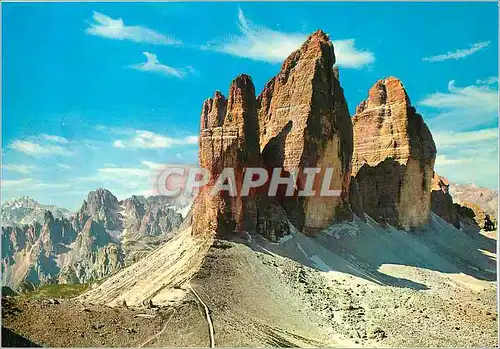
[{"left": 3, "top": 214, "right": 497, "bottom": 347}]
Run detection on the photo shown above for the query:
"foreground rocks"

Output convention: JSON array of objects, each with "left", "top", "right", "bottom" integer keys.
[
  {"left": 3, "top": 219, "right": 497, "bottom": 347},
  {"left": 430, "top": 174, "right": 461, "bottom": 228}
]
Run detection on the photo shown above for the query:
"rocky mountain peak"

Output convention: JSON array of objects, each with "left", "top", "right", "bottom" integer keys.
[
  {"left": 4, "top": 196, "right": 37, "bottom": 207},
  {"left": 44, "top": 211, "right": 55, "bottom": 223},
  {"left": 193, "top": 30, "right": 354, "bottom": 238},
  {"left": 1, "top": 197, "right": 72, "bottom": 227},
  {"left": 224, "top": 74, "right": 257, "bottom": 129},
  {"left": 78, "top": 188, "right": 120, "bottom": 230},
  {"left": 277, "top": 29, "right": 335, "bottom": 89},
  {"left": 355, "top": 77, "right": 410, "bottom": 114},
  {"left": 350, "top": 77, "right": 436, "bottom": 229},
  {"left": 86, "top": 188, "right": 118, "bottom": 207},
  {"left": 201, "top": 90, "right": 228, "bottom": 130}
]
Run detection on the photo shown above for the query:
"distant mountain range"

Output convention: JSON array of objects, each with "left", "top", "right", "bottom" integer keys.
[
  {"left": 449, "top": 183, "right": 498, "bottom": 220},
  {"left": 1, "top": 196, "right": 73, "bottom": 227},
  {"left": 1, "top": 189, "right": 192, "bottom": 292}
]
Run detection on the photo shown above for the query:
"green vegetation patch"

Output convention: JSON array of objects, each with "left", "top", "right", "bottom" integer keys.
[{"left": 20, "top": 283, "right": 90, "bottom": 300}]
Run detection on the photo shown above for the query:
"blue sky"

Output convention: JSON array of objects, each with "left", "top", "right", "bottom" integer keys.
[{"left": 2, "top": 2, "right": 498, "bottom": 210}]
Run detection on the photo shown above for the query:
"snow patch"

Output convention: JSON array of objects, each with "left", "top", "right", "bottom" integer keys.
[
  {"left": 295, "top": 241, "right": 332, "bottom": 272},
  {"left": 309, "top": 255, "right": 332, "bottom": 272}
]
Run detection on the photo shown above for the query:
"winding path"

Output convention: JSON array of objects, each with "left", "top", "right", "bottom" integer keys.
[
  {"left": 189, "top": 285, "right": 215, "bottom": 348},
  {"left": 138, "top": 309, "right": 176, "bottom": 347}
]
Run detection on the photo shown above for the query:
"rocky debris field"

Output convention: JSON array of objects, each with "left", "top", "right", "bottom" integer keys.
[
  {"left": 2, "top": 295, "right": 211, "bottom": 347},
  {"left": 2, "top": 229, "right": 498, "bottom": 348}
]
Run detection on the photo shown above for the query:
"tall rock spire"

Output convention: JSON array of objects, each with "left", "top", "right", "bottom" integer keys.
[
  {"left": 193, "top": 74, "right": 261, "bottom": 238},
  {"left": 350, "top": 77, "right": 436, "bottom": 230},
  {"left": 192, "top": 30, "right": 355, "bottom": 238},
  {"left": 257, "top": 29, "right": 353, "bottom": 232}
]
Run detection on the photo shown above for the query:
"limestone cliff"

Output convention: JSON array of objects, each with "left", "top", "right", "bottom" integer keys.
[
  {"left": 350, "top": 77, "right": 436, "bottom": 229},
  {"left": 257, "top": 30, "right": 353, "bottom": 232},
  {"left": 192, "top": 30, "right": 354, "bottom": 239},
  {"left": 430, "top": 173, "right": 460, "bottom": 228}
]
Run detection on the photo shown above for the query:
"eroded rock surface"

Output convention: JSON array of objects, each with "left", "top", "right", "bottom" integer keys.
[
  {"left": 193, "top": 30, "right": 354, "bottom": 239},
  {"left": 257, "top": 30, "right": 353, "bottom": 232},
  {"left": 350, "top": 77, "right": 436, "bottom": 229},
  {"left": 430, "top": 173, "right": 460, "bottom": 228},
  {"left": 193, "top": 74, "right": 261, "bottom": 238}
]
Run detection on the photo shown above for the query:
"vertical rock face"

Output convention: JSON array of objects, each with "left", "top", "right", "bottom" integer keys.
[
  {"left": 192, "top": 30, "right": 354, "bottom": 239},
  {"left": 257, "top": 30, "right": 353, "bottom": 232},
  {"left": 76, "top": 189, "right": 120, "bottom": 231},
  {"left": 120, "top": 196, "right": 183, "bottom": 239},
  {"left": 351, "top": 77, "right": 436, "bottom": 229},
  {"left": 193, "top": 74, "right": 261, "bottom": 238},
  {"left": 430, "top": 173, "right": 460, "bottom": 228}
]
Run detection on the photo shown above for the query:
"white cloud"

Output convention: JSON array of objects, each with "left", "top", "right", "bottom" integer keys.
[
  {"left": 56, "top": 163, "right": 72, "bottom": 170},
  {"left": 420, "top": 80, "right": 497, "bottom": 111},
  {"left": 332, "top": 39, "right": 375, "bottom": 69},
  {"left": 476, "top": 76, "right": 498, "bottom": 85},
  {"left": 140, "top": 160, "right": 167, "bottom": 170},
  {"left": 435, "top": 155, "right": 471, "bottom": 166},
  {"left": 433, "top": 128, "right": 498, "bottom": 147},
  {"left": 204, "top": 9, "right": 374, "bottom": 68},
  {"left": 76, "top": 167, "right": 150, "bottom": 180},
  {"left": 433, "top": 128, "right": 498, "bottom": 189},
  {"left": 422, "top": 41, "right": 490, "bottom": 62},
  {"left": 113, "top": 140, "right": 126, "bottom": 148},
  {"left": 1, "top": 178, "right": 71, "bottom": 190},
  {"left": 423, "top": 79, "right": 498, "bottom": 189},
  {"left": 421, "top": 80, "right": 498, "bottom": 132},
  {"left": 2, "top": 164, "right": 37, "bottom": 174},
  {"left": 129, "top": 52, "right": 195, "bottom": 79},
  {"left": 9, "top": 140, "right": 73, "bottom": 157},
  {"left": 40, "top": 134, "right": 69, "bottom": 144},
  {"left": 86, "top": 11, "right": 179, "bottom": 45},
  {"left": 184, "top": 136, "right": 199, "bottom": 144},
  {"left": 98, "top": 167, "right": 151, "bottom": 177},
  {"left": 76, "top": 164, "right": 157, "bottom": 199},
  {"left": 113, "top": 130, "right": 198, "bottom": 149},
  {"left": 1, "top": 178, "right": 35, "bottom": 188}
]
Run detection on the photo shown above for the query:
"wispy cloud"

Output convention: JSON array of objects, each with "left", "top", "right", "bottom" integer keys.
[
  {"left": 2, "top": 164, "right": 37, "bottom": 174},
  {"left": 420, "top": 80, "right": 498, "bottom": 132},
  {"left": 139, "top": 160, "right": 195, "bottom": 170},
  {"left": 433, "top": 128, "right": 498, "bottom": 147},
  {"left": 420, "top": 80, "right": 497, "bottom": 111},
  {"left": 435, "top": 155, "right": 470, "bottom": 166},
  {"left": 141, "top": 160, "right": 167, "bottom": 170},
  {"left": 129, "top": 52, "right": 195, "bottom": 78},
  {"left": 423, "top": 79, "right": 498, "bottom": 188},
  {"left": 422, "top": 41, "right": 490, "bottom": 62},
  {"left": 1, "top": 178, "right": 71, "bottom": 190},
  {"left": 113, "top": 130, "right": 198, "bottom": 149},
  {"left": 76, "top": 164, "right": 156, "bottom": 198},
  {"left": 86, "top": 11, "right": 179, "bottom": 45},
  {"left": 476, "top": 76, "right": 498, "bottom": 85},
  {"left": 331, "top": 39, "right": 375, "bottom": 69},
  {"left": 40, "top": 134, "right": 69, "bottom": 144},
  {"left": 433, "top": 128, "right": 498, "bottom": 188},
  {"left": 56, "top": 163, "right": 72, "bottom": 170},
  {"left": 204, "top": 9, "right": 374, "bottom": 68},
  {"left": 8, "top": 139, "right": 73, "bottom": 157}
]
